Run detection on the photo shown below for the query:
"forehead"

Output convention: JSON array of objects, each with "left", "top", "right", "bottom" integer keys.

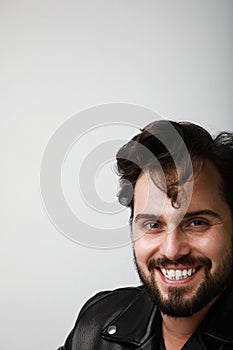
[{"left": 133, "top": 161, "right": 225, "bottom": 218}]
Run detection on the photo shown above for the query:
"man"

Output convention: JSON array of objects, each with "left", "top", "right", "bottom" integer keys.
[{"left": 58, "top": 120, "right": 233, "bottom": 349}]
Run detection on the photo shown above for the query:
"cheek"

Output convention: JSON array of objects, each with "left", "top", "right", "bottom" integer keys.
[
  {"left": 134, "top": 237, "right": 160, "bottom": 265},
  {"left": 134, "top": 240, "right": 147, "bottom": 265},
  {"left": 197, "top": 232, "right": 232, "bottom": 267}
]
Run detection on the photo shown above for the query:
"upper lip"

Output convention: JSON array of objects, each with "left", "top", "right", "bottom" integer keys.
[{"left": 157, "top": 265, "right": 201, "bottom": 270}]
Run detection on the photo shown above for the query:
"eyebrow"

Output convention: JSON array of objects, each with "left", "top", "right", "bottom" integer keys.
[
  {"left": 183, "top": 210, "right": 223, "bottom": 221},
  {"left": 133, "top": 210, "right": 223, "bottom": 224},
  {"left": 134, "top": 213, "right": 158, "bottom": 223}
]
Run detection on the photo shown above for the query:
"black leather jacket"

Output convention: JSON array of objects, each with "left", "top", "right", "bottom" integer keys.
[{"left": 58, "top": 283, "right": 233, "bottom": 349}]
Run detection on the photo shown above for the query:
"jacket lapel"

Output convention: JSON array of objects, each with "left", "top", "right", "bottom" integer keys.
[
  {"left": 202, "top": 280, "right": 233, "bottom": 345},
  {"left": 101, "top": 288, "right": 160, "bottom": 346}
]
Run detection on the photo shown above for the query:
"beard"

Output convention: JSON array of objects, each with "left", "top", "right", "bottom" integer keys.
[{"left": 134, "top": 251, "right": 233, "bottom": 317}]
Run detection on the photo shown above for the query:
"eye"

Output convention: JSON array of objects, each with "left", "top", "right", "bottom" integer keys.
[
  {"left": 143, "top": 221, "right": 164, "bottom": 232},
  {"left": 185, "top": 218, "right": 210, "bottom": 231},
  {"left": 146, "top": 222, "right": 159, "bottom": 229}
]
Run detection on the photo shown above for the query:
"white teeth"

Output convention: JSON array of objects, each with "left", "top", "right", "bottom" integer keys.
[
  {"left": 161, "top": 268, "right": 166, "bottom": 276},
  {"left": 160, "top": 268, "right": 196, "bottom": 280},
  {"left": 168, "top": 270, "right": 175, "bottom": 279},
  {"left": 175, "top": 270, "right": 182, "bottom": 279}
]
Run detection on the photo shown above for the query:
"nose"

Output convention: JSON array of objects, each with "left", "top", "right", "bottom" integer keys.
[{"left": 160, "top": 227, "right": 191, "bottom": 261}]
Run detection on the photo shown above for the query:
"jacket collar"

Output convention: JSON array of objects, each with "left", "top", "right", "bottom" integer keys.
[
  {"left": 101, "top": 281, "right": 233, "bottom": 346},
  {"left": 201, "top": 279, "right": 233, "bottom": 344},
  {"left": 101, "top": 287, "right": 160, "bottom": 346}
]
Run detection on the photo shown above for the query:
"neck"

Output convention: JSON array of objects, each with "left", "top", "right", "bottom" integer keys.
[{"left": 161, "top": 300, "right": 216, "bottom": 350}]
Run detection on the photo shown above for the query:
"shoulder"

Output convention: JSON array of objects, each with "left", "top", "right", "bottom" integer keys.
[
  {"left": 77, "top": 285, "right": 145, "bottom": 321},
  {"left": 58, "top": 286, "right": 148, "bottom": 349}
]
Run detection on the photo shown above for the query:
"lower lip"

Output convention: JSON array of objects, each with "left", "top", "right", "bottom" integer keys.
[{"left": 158, "top": 268, "right": 200, "bottom": 285}]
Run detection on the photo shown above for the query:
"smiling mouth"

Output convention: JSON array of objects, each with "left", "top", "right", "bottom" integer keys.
[{"left": 160, "top": 268, "right": 197, "bottom": 281}]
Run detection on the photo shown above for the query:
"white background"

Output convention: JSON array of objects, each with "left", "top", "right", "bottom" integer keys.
[{"left": 1, "top": 1, "right": 233, "bottom": 349}]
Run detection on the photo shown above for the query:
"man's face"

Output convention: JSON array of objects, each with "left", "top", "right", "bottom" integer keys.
[{"left": 132, "top": 162, "right": 233, "bottom": 317}]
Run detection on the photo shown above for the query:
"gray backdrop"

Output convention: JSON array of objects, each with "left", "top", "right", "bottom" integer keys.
[{"left": 1, "top": 1, "right": 233, "bottom": 349}]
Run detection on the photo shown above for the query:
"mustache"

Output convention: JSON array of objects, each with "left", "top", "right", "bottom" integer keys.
[{"left": 148, "top": 256, "right": 212, "bottom": 272}]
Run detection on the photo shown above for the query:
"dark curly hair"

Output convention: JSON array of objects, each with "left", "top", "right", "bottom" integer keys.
[{"left": 116, "top": 120, "right": 233, "bottom": 219}]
